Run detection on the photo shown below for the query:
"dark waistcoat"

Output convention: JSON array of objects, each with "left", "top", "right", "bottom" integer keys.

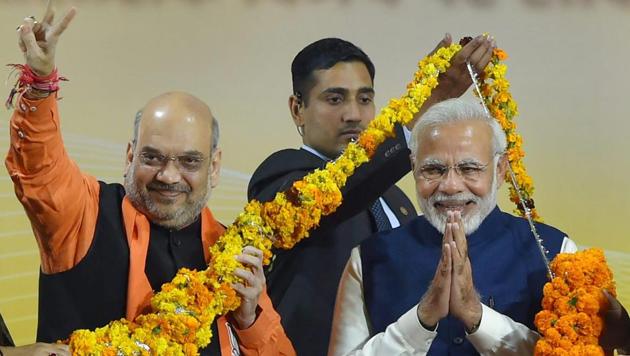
[
  {"left": 37, "top": 182, "right": 220, "bottom": 355},
  {"left": 360, "top": 207, "right": 566, "bottom": 355}
]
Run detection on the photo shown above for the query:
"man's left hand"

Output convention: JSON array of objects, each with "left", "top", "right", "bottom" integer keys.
[
  {"left": 434, "top": 34, "right": 495, "bottom": 100},
  {"left": 600, "top": 290, "right": 630, "bottom": 353},
  {"left": 408, "top": 33, "right": 495, "bottom": 129},
  {"left": 448, "top": 211, "right": 482, "bottom": 332},
  {"left": 230, "top": 246, "right": 266, "bottom": 329}
]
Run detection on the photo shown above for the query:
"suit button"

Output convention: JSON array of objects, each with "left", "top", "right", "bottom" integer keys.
[{"left": 453, "top": 336, "right": 464, "bottom": 345}]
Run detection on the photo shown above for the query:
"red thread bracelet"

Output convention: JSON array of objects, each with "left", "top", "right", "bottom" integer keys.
[{"left": 5, "top": 64, "right": 67, "bottom": 109}]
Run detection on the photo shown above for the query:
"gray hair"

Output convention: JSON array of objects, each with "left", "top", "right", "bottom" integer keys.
[
  {"left": 131, "top": 110, "right": 220, "bottom": 154},
  {"left": 409, "top": 98, "right": 507, "bottom": 158}
]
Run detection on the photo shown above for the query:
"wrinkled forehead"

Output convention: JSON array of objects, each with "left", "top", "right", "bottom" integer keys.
[{"left": 415, "top": 121, "right": 494, "bottom": 163}]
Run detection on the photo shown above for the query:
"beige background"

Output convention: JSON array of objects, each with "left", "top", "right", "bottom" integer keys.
[{"left": 1, "top": 0, "right": 629, "bottom": 345}]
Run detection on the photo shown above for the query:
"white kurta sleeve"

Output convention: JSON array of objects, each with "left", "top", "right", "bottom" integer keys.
[
  {"left": 560, "top": 236, "right": 578, "bottom": 253},
  {"left": 466, "top": 303, "right": 539, "bottom": 355},
  {"left": 328, "top": 248, "right": 437, "bottom": 356}
]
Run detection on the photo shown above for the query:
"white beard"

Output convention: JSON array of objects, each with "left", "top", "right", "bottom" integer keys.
[{"left": 418, "top": 174, "right": 498, "bottom": 235}]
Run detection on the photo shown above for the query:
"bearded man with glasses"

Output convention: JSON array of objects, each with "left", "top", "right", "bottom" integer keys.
[
  {"left": 5, "top": 2, "right": 293, "bottom": 355},
  {"left": 328, "top": 98, "right": 578, "bottom": 355}
]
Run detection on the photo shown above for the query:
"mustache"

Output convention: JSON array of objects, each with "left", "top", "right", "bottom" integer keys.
[
  {"left": 339, "top": 123, "right": 364, "bottom": 134},
  {"left": 146, "top": 182, "right": 191, "bottom": 193},
  {"left": 429, "top": 192, "right": 481, "bottom": 205}
]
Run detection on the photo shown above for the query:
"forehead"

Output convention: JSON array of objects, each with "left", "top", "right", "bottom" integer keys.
[
  {"left": 309, "top": 61, "right": 373, "bottom": 92},
  {"left": 137, "top": 104, "right": 213, "bottom": 154},
  {"left": 416, "top": 120, "right": 494, "bottom": 162}
]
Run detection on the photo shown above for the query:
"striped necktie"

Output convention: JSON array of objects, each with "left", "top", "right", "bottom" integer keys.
[{"left": 369, "top": 199, "right": 392, "bottom": 232}]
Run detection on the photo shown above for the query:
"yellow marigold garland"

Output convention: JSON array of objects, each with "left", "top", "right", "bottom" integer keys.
[
  {"left": 67, "top": 45, "right": 462, "bottom": 355},
  {"left": 479, "top": 48, "right": 541, "bottom": 221},
  {"left": 534, "top": 248, "right": 616, "bottom": 355}
]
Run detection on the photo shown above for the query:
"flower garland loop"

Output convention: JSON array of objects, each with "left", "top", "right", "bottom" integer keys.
[
  {"left": 478, "top": 48, "right": 541, "bottom": 221},
  {"left": 68, "top": 44, "right": 462, "bottom": 355},
  {"left": 534, "top": 248, "right": 616, "bottom": 356},
  {"left": 67, "top": 41, "right": 572, "bottom": 355}
]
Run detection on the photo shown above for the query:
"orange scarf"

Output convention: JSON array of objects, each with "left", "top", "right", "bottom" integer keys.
[{"left": 121, "top": 197, "right": 225, "bottom": 319}]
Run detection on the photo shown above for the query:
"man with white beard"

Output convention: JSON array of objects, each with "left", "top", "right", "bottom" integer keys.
[{"left": 328, "top": 98, "right": 578, "bottom": 356}]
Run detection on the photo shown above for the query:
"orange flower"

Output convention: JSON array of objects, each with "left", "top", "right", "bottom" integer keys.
[
  {"left": 535, "top": 249, "right": 615, "bottom": 354},
  {"left": 494, "top": 48, "right": 508, "bottom": 60}
]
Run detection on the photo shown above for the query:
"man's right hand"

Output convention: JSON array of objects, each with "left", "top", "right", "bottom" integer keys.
[
  {"left": 17, "top": 0, "right": 76, "bottom": 77},
  {"left": 416, "top": 223, "right": 454, "bottom": 329},
  {"left": 600, "top": 290, "right": 630, "bottom": 353}
]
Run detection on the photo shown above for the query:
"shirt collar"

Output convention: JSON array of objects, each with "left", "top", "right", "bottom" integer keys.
[{"left": 301, "top": 144, "right": 332, "bottom": 161}]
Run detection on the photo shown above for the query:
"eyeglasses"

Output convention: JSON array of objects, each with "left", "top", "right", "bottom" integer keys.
[
  {"left": 137, "top": 151, "right": 206, "bottom": 173},
  {"left": 415, "top": 161, "right": 491, "bottom": 183}
]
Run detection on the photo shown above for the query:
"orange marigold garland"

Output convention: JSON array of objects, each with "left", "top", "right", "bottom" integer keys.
[
  {"left": 67, "top": 44, "right": 463, "bottom": 355},
  {"left": 534, "top": 249, "right": 616, "bottom": 355},
  {"left": 479, "top": 48, "right": 541, "bottom": 221}
]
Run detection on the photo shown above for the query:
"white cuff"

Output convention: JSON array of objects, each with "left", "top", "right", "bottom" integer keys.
[
  {"left": 398, "top": 306, "right": 437, "bottom": 350},
  {"left": 466, "top": 304, "right": 538, "bottom": 355}
]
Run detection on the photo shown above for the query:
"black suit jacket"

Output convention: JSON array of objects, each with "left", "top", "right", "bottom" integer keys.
[
  {"left": 248, "top": 124, "right": 416, "bottom": 356},
  {"left": 0, "top": 313, "right": 14, "bottom": 347}
]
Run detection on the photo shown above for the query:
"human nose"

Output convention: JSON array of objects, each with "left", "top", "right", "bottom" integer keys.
[
  {"left": 155, "top": 158, "right": 182, "bottom": 184},
  {"left": 438, "top": 166, "right": 465, "bottom": 195},
  {"left": 342, "top": 101, "right": 362, "bottom": 123}
]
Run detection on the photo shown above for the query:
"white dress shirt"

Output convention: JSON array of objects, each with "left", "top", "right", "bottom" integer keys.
[{"left": 328, "top": 236, "right": 578, "bottom": 356}]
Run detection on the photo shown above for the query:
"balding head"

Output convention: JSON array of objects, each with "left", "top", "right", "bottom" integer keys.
[
  {"left": 132, "top": 92, "right": 220, "bottom": 155},
  {"left": 124, "top": 92, "right": 222, "bottom": 230}
]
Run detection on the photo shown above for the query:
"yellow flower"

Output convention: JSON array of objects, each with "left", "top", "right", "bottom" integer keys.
[{"left": 67, "top": 42, "right": 491, "bottom": 355}]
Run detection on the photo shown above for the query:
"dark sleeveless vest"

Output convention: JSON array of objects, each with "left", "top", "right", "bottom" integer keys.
[
  {"left": 360, "top": 207, "right": 566, "bottom": 355},
  {"left": 37, "top": 182, "right": 129, "bottom": 342},
  {"left": 36, "top": 182, "right": 220, "bottom": 355}
]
